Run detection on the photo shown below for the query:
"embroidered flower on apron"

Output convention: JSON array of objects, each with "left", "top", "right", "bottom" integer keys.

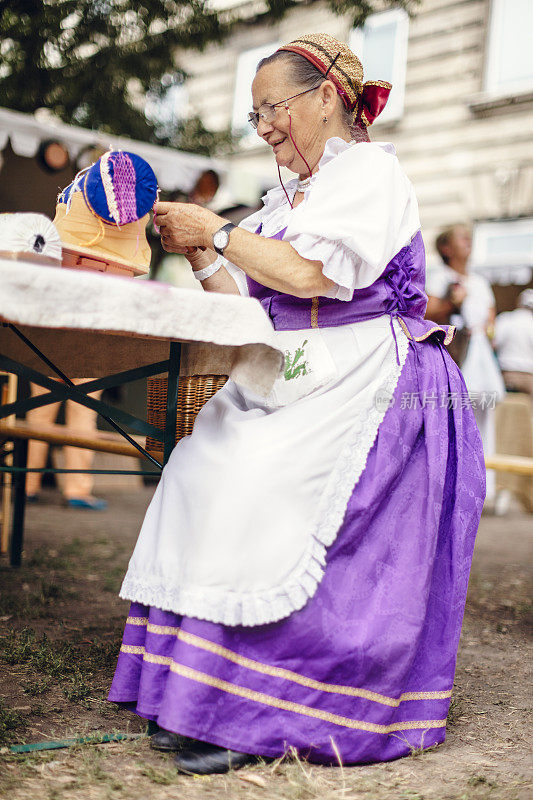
[
  {"left": 265, "top": 330, "right": 337, "bottom": 407},
  {"left": 284, "top": 339, "right": 311, "bottom": 380}
]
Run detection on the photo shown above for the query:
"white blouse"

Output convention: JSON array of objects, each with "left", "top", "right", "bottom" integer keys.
[
  {"left": 425, "top": 265, "right": 496, "bottom": 330},
  {"left": 224, "top": 136, "right": 421, "bottom": 300}
]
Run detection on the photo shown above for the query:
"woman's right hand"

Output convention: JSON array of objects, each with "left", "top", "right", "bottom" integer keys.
[{"left": 185, "top": 247, "right": 219, "bottom": 272}]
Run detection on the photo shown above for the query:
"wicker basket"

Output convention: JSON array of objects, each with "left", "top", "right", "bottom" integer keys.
[{"left": 146, "top": 374, "right": 228, "bottom": 453}]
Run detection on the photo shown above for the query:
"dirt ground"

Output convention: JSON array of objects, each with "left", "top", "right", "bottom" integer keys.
[{"left": 0, "top": 486, "right": 531, "bottom": 800}]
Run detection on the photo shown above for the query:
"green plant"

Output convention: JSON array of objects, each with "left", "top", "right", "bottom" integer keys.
[{"left": 0, "top": 699, "right": 25, "bottom": 745}]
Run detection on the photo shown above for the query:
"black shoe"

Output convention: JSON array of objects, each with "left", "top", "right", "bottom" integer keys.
[
  {"left": 150, "top": 729, "right": 194, "bottom": 752},
  {"left": 174, "top": 741, "right": 262, "bottom": 775}
]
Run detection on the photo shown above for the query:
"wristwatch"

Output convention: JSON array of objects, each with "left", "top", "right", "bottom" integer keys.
[{"left": 212, "top": 222, "right": 236, "bottom": 256}]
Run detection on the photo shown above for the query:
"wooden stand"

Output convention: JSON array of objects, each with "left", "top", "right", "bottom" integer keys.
[
  {"left": 60, "top": 247, "right": 138, "bottom": 278},
  {"left": 0, "top": 373, "right": 17, "bottom": 555}
]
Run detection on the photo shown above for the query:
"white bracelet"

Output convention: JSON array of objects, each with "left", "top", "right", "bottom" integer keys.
[{"left": 192, "top": 254, "right": 225, "bottom": 282}]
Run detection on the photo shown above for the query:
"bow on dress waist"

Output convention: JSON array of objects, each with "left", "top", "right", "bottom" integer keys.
[{"left": 382, "top": 244, "right": 427, "bottom": 363}]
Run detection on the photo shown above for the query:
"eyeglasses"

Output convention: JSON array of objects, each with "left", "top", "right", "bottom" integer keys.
[
  {"left": 247, "top": 52, "right": 342, "bottom": 130},
  {"left": 247, "top": 85, "right": 320, "bottom": 130}
]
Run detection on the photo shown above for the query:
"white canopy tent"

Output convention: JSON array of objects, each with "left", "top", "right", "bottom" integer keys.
[{"left": 0, "top": 106, "right": 226, "bottom": 194}]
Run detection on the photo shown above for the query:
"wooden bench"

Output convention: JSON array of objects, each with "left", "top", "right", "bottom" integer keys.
[
  {"left": 0, "top": 420, "right": 144, "bottom": 459},
  {"left": 0, "top": 420, "right": 158, "bottom": 566},
  {"left": 485, "top": 454, "right": 533, "bottom": 477}
]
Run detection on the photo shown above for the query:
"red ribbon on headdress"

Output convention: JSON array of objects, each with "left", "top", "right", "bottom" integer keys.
[
  {"left": 277, "top": 44, "right": 392, "bottom": 126},
  {"left": 357, "top": 81, "right": 392, "bottom": 126}
]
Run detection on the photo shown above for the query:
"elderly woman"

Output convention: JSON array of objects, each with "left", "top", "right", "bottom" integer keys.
[{"left": 109, "top": 34, "right": 485, "bottom": 774}]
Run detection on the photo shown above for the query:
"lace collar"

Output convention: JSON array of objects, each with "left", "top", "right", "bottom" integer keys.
[{"left": 260, "top": 137, "right": 396, "bottom": 212}]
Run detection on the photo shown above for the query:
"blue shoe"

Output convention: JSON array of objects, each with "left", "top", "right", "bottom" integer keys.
[
  {"left": 26, "top": 494, "right": 40, "bottom": 503},
  {"left": 67, "top": 497, "right": 108, "bottom": 511}
]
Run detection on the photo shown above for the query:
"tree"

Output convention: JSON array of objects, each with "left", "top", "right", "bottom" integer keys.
[{"left": 0, "top": 0, "right": 418, "bottom": 153}]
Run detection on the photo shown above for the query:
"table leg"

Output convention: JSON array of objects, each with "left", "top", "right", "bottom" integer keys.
[
  {"left": 10, "top": 438, "right": 28, "bottom": 567},
  {"left": 163, "top": 342, "right": 181, "bottom": 466}
]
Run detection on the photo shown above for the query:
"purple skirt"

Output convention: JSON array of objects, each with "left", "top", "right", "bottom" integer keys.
[{"left": 109, "top": 338, "right": 484, "bottom": 764}]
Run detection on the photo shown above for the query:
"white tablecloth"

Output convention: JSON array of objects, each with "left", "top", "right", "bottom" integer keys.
[{"left": 0, "top": 258, "right": 283, "bottom": 394}]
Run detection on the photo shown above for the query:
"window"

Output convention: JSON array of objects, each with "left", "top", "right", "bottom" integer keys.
[
  {"left": 472, "top": 218, "right": 533, "bottom": 285},
  {"left": 232, "top": 41, "right": 279, "bottom": 140},
  {"left": 349, "top": 8, "right": 409, "bottom": 125},
  {"left": 484, "top": 0, "right": 533, "bottom": 96}
]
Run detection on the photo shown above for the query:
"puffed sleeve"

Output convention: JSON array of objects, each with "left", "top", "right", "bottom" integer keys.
[{"left": 284, "top": 142, "right": 421, "bottom": 300}]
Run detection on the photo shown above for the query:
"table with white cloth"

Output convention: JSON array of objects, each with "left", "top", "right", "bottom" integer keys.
[{"left": 0, "top": 257, "right": 283, "bottom": 565}]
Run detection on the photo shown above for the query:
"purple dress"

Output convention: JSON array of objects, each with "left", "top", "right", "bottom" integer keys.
[{"left": 109, "top": 229, "right": 485, "bottom": 765}]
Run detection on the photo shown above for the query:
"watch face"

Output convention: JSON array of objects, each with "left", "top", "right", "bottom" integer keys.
[{"left": 213, "top": 229, "right": 229, "bottom": 250}]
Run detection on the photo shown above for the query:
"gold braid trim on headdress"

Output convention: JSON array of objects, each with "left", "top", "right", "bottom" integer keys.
[{"left": 278, "top": 33, "right": 391, "bottom": 127}]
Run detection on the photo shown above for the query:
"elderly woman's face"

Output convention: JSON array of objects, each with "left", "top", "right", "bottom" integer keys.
[{"left": 251, "top": 61, "right": 325, "bottom": 174}]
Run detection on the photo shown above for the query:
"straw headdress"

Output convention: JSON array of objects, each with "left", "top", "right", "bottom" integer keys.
[{"left": 278, "top": 33, "right": 391, "bottom": 126}]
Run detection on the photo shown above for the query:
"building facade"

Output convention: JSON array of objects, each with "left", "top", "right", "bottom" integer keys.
[{"left": 181, "top": 0, "right": 533, "bottom": 302}]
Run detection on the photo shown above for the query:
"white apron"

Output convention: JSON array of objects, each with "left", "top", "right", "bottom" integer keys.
[{"left": 120, "top": 318, "right": 408, "bottom": 626}]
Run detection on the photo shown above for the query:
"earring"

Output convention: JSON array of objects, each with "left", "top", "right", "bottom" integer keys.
[{"left": 323, "top": 116, "right": 328, "bottom": 123}]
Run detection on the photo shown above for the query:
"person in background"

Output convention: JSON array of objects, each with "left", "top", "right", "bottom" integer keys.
[
  {"left": 25, "top": 380, "right": 107, "bottom": 510},
  {"left": 494, "top": 288, "right": 533, "bottom": 398},
  {"left": 425, "top": 224, "right": 505, "bottom": 506},
  {"left": 492, "top": 288, "right": 533, "bottom": 515},
  {"left": 188, "top": 169, "right": 220, "bottom": 207}
]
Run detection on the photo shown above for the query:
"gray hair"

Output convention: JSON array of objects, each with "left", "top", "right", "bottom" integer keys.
[{"left": 256, "top": 50, "right": 370, "bottom": 143}]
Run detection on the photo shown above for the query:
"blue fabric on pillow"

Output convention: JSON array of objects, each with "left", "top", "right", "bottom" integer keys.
[{"left": 81, "top": 151, "right": 158, "bottom": 224}]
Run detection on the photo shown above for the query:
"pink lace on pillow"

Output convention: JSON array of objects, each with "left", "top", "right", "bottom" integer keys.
[
  {"left": 100, "top": 151, "right": 137, "bottom": 226},
  {"left": 112, "top": 152, "right": 137, "bottom": 224}
]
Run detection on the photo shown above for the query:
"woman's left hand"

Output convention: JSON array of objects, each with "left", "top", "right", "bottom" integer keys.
[{"left": 154, "top": 202, "right": 222, "bottom": 252}]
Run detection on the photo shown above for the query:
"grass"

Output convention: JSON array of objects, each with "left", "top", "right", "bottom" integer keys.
[
  {"left": 465, "top": 569, "right": 532, "bottom": 633},
  {"left": 140, "top": 764, "right": 179, "bottom": 785},
  {"left": 0, "top": 534, "right": 131, "bottom": 623},
  {"left": 0, "top": 699, "right": 25, "bottom": 746},
  {"left": 446, "top": 696, "right": 465, "bottom": 728},
  {"left": 468, "top": 774, "right": 498, "bottom": 789},
  {"left": 24, "top": 539, "right": 84, "bottom": 572},
  {"left": 0, "top": 492, "right": 531, "bottom": 800},
  {"left": 0, "top": 627, "right": 121, "bottom": 707},
  {"left": 0, "top": 721, "right": 529, "bottom": 800},
  {"left": 0, "top": 538, "right": 85, "bottom": 622},
  {"left": 0, "top": 532, "right": 128, "bottom": 751},
  {"left": 0, "top": 587, "right": 52, "bottom": 621},
  {"left": 22, "top": 676, "right": 54, "bottom": 696},
  {"left": 102, "top": 564, "right": 127, "bottom": 594}
]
